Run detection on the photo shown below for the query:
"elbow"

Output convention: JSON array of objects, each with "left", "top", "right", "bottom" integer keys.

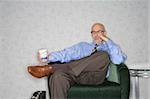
[
  {"left": 112, "top": 60, "right": 122, "bottom": 65},
  {"left": 111, "top": 56, "right": 126, "bottom": 65}
]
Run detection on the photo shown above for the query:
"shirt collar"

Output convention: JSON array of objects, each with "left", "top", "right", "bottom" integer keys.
[{"left": 92, "top": 40, "right": 104, "bottom": 46}]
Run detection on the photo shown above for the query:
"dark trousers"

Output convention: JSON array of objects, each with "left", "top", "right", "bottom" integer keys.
[{"left": 48, "top": 51, "right": 110, "bottom": 99}]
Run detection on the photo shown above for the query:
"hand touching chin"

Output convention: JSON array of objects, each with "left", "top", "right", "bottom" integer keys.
[{"left": 95, "top": 38, "right": 103, "bottom": 44}]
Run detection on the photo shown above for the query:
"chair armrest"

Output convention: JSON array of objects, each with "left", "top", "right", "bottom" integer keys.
[{"left": 117, "top": 63, "right": 130, "bottom": 99}]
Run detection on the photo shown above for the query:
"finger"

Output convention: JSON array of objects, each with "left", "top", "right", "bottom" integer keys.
[{"left": 100, "top": 35, "right": 109, "bottom": 42}]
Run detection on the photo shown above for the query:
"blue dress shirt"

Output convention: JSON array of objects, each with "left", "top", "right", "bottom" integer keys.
[{"left": 48, "top": 39, "right": 126, "bottom": 64}]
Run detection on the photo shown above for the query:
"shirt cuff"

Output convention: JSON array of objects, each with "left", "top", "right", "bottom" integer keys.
[{"left": 48, "top": 52, "right": 57, "bottom": 63}]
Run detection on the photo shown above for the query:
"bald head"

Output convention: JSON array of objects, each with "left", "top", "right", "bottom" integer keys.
[{"left": 91, "top": 23, "right": 106, "bottom": 32}]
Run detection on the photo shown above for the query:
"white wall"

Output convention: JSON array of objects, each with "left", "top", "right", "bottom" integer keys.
[
  {"left": 148, "top": 1, "right": 150, "bottom": 64},
  {"left": 0, "top": 0, "right": 149, "bottom": 99}
]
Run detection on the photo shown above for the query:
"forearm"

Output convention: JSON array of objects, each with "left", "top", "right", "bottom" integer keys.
[
  {"left": 105, "top": 39, "right": 127, "bottom": 64},
  {"left": 47, "top": 42, "right": 88, "bottom": 63}
]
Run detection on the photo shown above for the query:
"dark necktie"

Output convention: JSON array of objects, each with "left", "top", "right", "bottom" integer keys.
[{"left": 91, "top": 44, "right": 98, "bottom": 54}]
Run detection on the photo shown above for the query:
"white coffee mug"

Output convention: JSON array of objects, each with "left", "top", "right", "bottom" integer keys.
[{"left": 38, "top": 48, "right": 48, "bottom": 63}]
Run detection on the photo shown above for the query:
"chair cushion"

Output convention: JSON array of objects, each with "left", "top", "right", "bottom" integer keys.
[
  {"left": 107, "top": 63, "right": 120, "bottom": 84},
  {"left": 68, "top": 81, "right": 121, "bottom": 99}
]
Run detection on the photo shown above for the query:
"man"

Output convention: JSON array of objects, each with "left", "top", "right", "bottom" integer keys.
[{"left": 28, "top": 23, "right": 126, "bottom": 99}]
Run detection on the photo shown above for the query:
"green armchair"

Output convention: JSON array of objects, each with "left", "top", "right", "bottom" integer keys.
[{"left": 67, "top": 63, "right": 130, "bottom": 99}]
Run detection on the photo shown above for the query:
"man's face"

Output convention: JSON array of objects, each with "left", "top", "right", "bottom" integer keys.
[{"left": 91, "top": 24, "right": 106, "bottom": 44}]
